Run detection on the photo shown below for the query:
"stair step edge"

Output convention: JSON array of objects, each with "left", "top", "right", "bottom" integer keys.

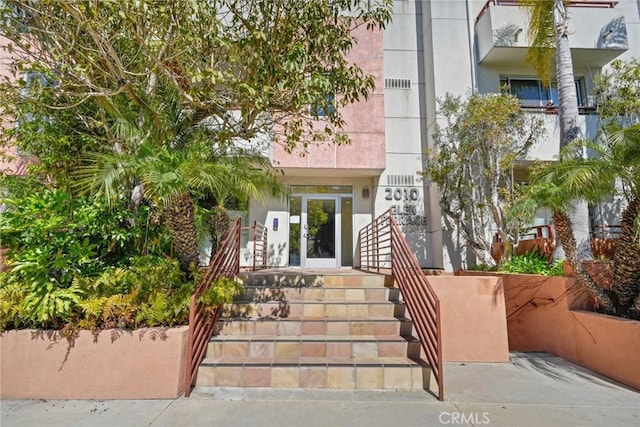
[
  {"left": 200, "top": 356, "right": 429, "bottom": 367},
  {"left": 209, "top": 335, "right": 420, "bottom": 342}
]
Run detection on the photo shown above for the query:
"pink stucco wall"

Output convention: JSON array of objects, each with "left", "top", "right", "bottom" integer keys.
[
  {"left": 0, "top": 35, "right": 29, "bottom": 177},
  {"left": 428, "top": 276, "right": 510, "bottom": 362},
  {"left": 273, "top": 26, "right": 385, "bottom": 171},
  {"left": 0, "top": 327, "right": 188, "bottom": 399},
  {"left": 457, "top": 271, "right": 640, "bottom": 391}
]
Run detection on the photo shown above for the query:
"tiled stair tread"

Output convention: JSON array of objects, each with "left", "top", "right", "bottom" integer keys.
[
  {"left": 195, "top": 362, "right": 427, "bottom": 389},
  {"left": 197, "top": 271, "right": 425, "bottom": 391},
  {"left": 231, "top": 295, "right": 402, "bottom": 304},
  {"left": 214, "top": 317, "right": 414, "bottom": 336},
  {"left": 221, "top": 302, "right": 405, "bottom": 319},
  {"left": 227, "top": 301, "right": 403, "bottom": 306},
  {"left": 219, "top": 316, "right": 412, "bottom": 322},
  {"left": 201, "top": 355, "right": 429, "bottom": 367},
  {"left": 238, "top": 276, "right": 393, "bottom": 288},
  {"left": 238, "top": 277, "right": 393, "bottom": 289},
  {"left": 240, "top": 283, "right": 394, "bottom": 289},
  {"left": 210, "top": 334, "right": 419, "bottom": 343}
]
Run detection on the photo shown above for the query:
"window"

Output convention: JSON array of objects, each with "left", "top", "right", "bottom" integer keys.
[
  {"left": 14, "top": 71, "right": 56, "bottom": 155},
  {"left": 1, "top": 0, "right": 29, "bottom": 33},
  {"left": 20, "top": 71, "right": 56, "bottom": 98},
  {"left": 501, "top": 77, "right": 584, "bottom": 107},
  {"left": 311, "top": 94, "right": 336, "bottom": 118}
]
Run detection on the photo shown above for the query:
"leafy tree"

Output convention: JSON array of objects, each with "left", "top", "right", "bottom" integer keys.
[
  {"left": 0, "top": 69, "right": 104, "bottom": 189},
  {"left": 0, "top": 0, "right": 391, "bottom": 275},
  {"left": 0, "top": 0, "right": 391, "bottom": 153},
  {"left": 594, "top": 58, "right": 640, "bottom": 130},
  {"left": 422, "top": 92, "right": 544, "bottom": 267},
  {"left": 519, "top": 0, "right": 591, "bottom": 260}
]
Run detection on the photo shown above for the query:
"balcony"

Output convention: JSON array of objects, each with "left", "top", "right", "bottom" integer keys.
[
  {"left": 524, "top": 110, "right": 599, "bottom": 161},
  {"left": 475, "top": 1, "right": 628, "bottom": 67}
]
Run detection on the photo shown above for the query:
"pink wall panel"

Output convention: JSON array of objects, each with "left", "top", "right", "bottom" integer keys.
[
  {"left": 336, "top": 133, "right": 385, "bottom": 169},
  {"left": 272, "top": 27, "right": 385, "bottom": 172}
]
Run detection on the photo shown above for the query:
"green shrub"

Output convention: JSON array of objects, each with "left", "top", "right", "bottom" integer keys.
[
  {"left": 0, "top": 188, "right": 192, "bottom": 330},
  {"left": 498, "top": 251, "right": 563, "bottom": 276},
  {"left": 199, "top": 277, "right": 244, "bottom": 308},
  {"left": 0, "top": 254, "right": 194, "bottom": 330}
]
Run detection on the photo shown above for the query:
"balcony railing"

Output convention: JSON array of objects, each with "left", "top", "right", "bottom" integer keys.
[
  {"left": 591, "top": 224, "right": 620, "bottom": 259},
  {"left": 520, "top": 105, "right": 598, "bottom": 115},
  {"left": 476, "top": 0, "right": 619, "bottom": 24}
]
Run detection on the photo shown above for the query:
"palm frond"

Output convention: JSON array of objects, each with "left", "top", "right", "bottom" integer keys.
[
  {"left": 73, "top": 151, "right": 137, "bottom": 208},
  {"left": 519, "top": 0, "right": 555, "bottom": 83}
]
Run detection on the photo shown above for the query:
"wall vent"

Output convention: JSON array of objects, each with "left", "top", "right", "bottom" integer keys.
[
  {"left": 384, "top": 78, "right": 411, "bottom": 90},
  {"left": 387, "top": 174, "right": 415, "bottom": 186}
]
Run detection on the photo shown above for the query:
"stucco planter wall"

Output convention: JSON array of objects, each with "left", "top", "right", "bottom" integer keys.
[
  {"left": 457, "top": 271, "right": 640, "bottom": 391},
  {"left": 428, "top": 276, "right": 509, "bottom": 362},
  {"left": 571, "top": 311, "right": 640, "bottom": 390},
  {"left": 1, "top": 326, "right": 188, "bottom": 399}
]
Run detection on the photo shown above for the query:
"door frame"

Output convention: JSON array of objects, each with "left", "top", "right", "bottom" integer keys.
[
  {"left": 301, "top": 195, "right": 341, "bottom": 269},
  {"left": 288, "top": 185, "right": 354, "bottom": 269}
]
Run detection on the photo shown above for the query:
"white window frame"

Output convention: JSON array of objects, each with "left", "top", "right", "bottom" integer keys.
[{"left": 501, "top": 77, "right": 585, "bottom": 107}]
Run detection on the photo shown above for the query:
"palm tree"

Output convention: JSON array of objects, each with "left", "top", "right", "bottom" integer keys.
[
  {"left": 204, "top": 155, "right": 284, "bottom": 258},
  {"left": 595, "top": 126, "right": 640, "bottom": 317},
  {"left": 517, "top": 124, "right": 640, "bottom": 318},
  {"left": 75, "top": 86, "right": 283, "bottom": 276},
  {"left": 77, "top": 142, "right": 282, "bottom": 276},
  {"left": 514, "top": 162, "right": 614, "bottom": 313},
  {"left": 519, "top": 0, "right": 592, "bottom": 260}
]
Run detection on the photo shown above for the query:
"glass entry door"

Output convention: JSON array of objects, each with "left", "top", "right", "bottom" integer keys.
[
  {"left": 302, "top": 197, "right": 338, "bottom": 268},
  {"left": 288, "top": 186, "right": 353, "bottom": 269}
]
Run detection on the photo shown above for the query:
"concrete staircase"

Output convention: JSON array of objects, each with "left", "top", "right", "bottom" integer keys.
[{"left": 193, "top": 270, "right": 429, "bottom": 390}]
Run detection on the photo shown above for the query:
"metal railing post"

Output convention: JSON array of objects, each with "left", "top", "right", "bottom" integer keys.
[{"left": 252, "top": 221, "right": 258, "bottom": 271}]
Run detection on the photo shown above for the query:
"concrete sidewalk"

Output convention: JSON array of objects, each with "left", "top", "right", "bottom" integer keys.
[{"left": 2, "top": 353, "right": 639, "bottom": 427}]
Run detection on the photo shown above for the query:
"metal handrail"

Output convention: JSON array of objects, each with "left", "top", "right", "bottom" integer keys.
[
  {"left": 519, "top": 224, "right": 555, "bottom": 241},
  {"left": 591, "top": 224, "right": 621, "bottom": 239},
  {"left": 476, "top": 0, "right": 619, "bottom": 24},
  {"left": 184, "top": 216, "right": 242, "bottom": 397},
  {"left": 357, "top": 210, "right": 444, "bottom": 401},
  {"left": 251, "top": 221, "right": 268, "bottom": 270},
  {"left": 241, "top": 221, "right": 268, "bottom": 271}
]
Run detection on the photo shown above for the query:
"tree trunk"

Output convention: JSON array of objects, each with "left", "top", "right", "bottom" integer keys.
[
  {"left": 440, "top": 201, "right": 496, "bottom": 268},
  {"left": 554, "top": 0, "right": 592, "bottom": 261},
  {"left": 164, "top": 193, "right": 200, "bottom": 276},
  {"left": 208, "top": 205, "right": 231, "bottom": 263},
  {"left": 553, "top": 210, "right": 614, "bottom": 312},
  {"left": 612, "top": 196, "right": 640, "bottom": 312}
]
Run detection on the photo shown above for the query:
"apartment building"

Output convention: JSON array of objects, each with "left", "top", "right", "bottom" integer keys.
[
  {"left": 1, "top": 1, "right": 638, "bottom": 271},
  {"left": 246, "top": 0, "right": 640, "bottom": 271}
]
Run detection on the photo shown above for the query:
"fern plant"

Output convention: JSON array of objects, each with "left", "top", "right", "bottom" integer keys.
[{"left": 198, "top": 277, "right": 244, "bottom": 309}]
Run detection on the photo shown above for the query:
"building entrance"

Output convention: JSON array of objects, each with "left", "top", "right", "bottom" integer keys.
[{"left": 288, "top": 186, "right": 353, "bottom": 268}]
